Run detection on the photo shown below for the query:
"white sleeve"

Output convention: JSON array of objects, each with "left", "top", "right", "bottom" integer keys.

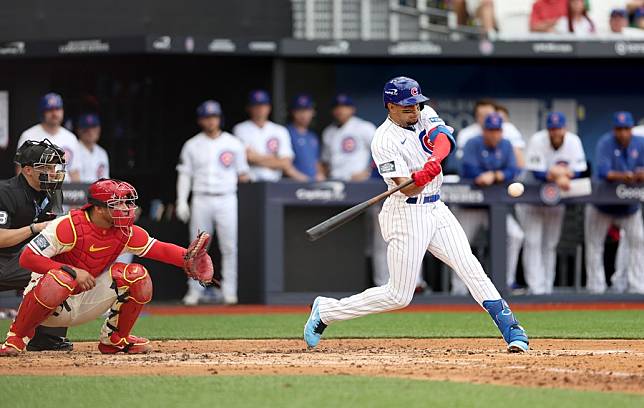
[
  {"left": 16, "top": 132, "right": 28, "bottom": 153},
  {"left": 277, "top": 127, "right": 294, "bottom": 159},
  {"left": 570, "top": 134, "right": 588, "bottom": 172},
  {"left": 320, "top": 128, "right": 332, "bottom": 163},
  {"left": 503, "top": 123, "right": 526, "bottom": 149},
  {"left": 103, "top": 150, "right": 110, "bottom": 179},
  {"left": 524, "top": 133, "right": 547, "bottom": 172},
  {"left": 420, "top": 107, "right": 445, "bottom": 133},
  {"left": 176, "top": 142, "right": 193, "bottom": 175},
  {"left": 66, "top": 138, "right": 82, "bottom": 173},
  {"left": 232, "top": 124, "right": 248, "bottom": 145},
  {"left": 372, "top": 137, "right": 410, "bottom": 178},
  {"left": 236, "top": 141, "right": 250, "bottom": 174}
]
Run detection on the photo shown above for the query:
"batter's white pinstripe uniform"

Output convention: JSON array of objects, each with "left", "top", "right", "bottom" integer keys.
[
  {"left": 317, "top": 107, "right": 502, "bottom": 324},
  {"left": 515, "top": 130, "right": 586, "bottom": 295}
]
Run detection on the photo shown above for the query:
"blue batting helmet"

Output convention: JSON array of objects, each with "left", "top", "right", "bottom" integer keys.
[{"left": 383, "top": 76, "right": 429, "bottom": 108}]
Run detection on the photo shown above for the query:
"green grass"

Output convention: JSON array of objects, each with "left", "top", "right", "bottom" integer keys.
[
  {"left": 0, "top": 375, "right": 642, "bottom": 408},
  {"left": 1, "top": 310, "right": 642, "bottom": 341}
]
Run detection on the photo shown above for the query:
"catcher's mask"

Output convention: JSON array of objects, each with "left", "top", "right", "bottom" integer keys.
[
  {"left": 14, "top": 139, "right": 67, "bottom": 193},
  {"left": 82, "top": 178, "right": 138, "bottom": 235}
]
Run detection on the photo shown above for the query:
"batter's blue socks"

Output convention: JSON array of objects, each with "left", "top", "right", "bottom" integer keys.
[{"left": 483, "top": 299, "right": 529, "bottom": 352}]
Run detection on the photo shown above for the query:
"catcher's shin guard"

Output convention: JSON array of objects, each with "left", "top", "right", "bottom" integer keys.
[
  {"left": 1, "top": 269, "right": 76, "bottom": 356},
  {"left": 99, "top": 263, "right": 152, "bottom": 354}
]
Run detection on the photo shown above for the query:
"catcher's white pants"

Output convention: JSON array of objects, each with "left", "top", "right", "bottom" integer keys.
[
  {"left": 584, "top": 205, "right": 644, "bottom": 294},
  {"left": 449, "top": 207, "right": 524, "bottom": 294},
  {"left": 318, "top": 198, "right": 501, "bottom": 325},
  {"left": 187, "top": 193, "right": 238, "bottom": 300},
  {"left": 515, "top": 204, "right": 565, "bottom": 295},
  {"left": 25, "top": 271, "right": 117, "bottom": 328}
]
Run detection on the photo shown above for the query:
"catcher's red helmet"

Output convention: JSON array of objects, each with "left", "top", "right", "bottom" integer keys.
[{"left": 82, "top": 178, "right": 138, "bottom": 232}]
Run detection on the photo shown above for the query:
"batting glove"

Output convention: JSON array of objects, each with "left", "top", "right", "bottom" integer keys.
[
  {"left": 423, "top": 157, "right": 442, "bottom": 178},
  {"left": 411, "top": 169, "right": 433, "bottom": 187}
]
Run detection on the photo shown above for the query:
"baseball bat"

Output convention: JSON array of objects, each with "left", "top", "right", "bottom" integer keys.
[{"left": 305, "top": 178, "right": 415, "bottom": 242}]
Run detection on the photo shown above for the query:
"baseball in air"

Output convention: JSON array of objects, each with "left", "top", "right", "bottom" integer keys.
[{"left": 507, "top": 182, "right": 525, "bottom": 198}]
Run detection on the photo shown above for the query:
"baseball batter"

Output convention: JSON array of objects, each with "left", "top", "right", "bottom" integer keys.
[
  {"left": 585, "top": 111, "right": 644, "bottom": 294},
  {"left": 17, "top": 93, "right": 81, "bottom": 182},
  {"left": 516, "top": 112, "right": 587, "bottom": 295},
  {"left": 177, "top": 100, "right": 250, "bottom": 305},
  {"left": 304, "top": 77, "right": 529, "bottom": 353}
]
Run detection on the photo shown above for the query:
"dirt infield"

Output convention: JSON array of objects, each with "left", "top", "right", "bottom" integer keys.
[{"left": 2, "top": 338, "right": 643, "bottom": 394}]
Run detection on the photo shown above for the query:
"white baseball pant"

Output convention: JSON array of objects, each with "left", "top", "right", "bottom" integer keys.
[
  {"left": 318, "top": 197, "right": 501, "bottom": 324},
  {"left": 515, "top": 204, "right": 565, "bottom": 295},
  {"left": 584, "top": 205, "right": 644, "bottom": 294}
]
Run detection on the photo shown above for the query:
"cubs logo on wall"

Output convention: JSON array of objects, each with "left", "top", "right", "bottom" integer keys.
[
  {"left": 266, "top": 137, "right": 280, "bottom": 154},
  {"left": 219, "top": 151, "right": 235, "bottom": 167},
  {"left": 418, "top": 129, "right": 434, "bottom": 154},
  {"left": 341, "top": 136, "right": 356, "bottom": 153}
]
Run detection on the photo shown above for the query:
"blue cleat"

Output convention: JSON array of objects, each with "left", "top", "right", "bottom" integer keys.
[
  {"left": 483, "top": 299, "right": 529, "bottom": 353},
  {"left": 304, "top": 297, "right": 327, "bottom": 348}
]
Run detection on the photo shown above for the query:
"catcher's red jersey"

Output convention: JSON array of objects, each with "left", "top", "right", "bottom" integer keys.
[{"left": 25, "top": 209, "right": 156, "bottom": 278}]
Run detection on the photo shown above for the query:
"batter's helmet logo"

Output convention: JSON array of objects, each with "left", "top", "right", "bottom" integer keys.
[
  {"left": 410, "top": 87, "right": 419, "bottom": 96},
  {"left": 418, "top": 129, "right": 434, "bottom": 155},
  {"left": 266, "top": 137, "right": 280, "bottom": 154},
  {"left": 341, "top": 137, "right": 356, "bottom": 153},
  {"left": 219, "top": 151, "right": 235, "bottom": 167}
]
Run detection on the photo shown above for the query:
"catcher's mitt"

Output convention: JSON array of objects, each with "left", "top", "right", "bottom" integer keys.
[{"left": 183, "top": 231, "right": 219, "bottom": 288}]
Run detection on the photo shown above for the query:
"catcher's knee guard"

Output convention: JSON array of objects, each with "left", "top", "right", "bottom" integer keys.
[
  {"left": 100, "top": 263, "right": 152, "bottom": 349},
  {"left": 2, "top": 269, "right": 76, "bottom": 353}
]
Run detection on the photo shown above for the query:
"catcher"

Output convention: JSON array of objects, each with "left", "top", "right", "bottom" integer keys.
[{"left": 0, "top": 178, "right": 214, "bottom": 356}]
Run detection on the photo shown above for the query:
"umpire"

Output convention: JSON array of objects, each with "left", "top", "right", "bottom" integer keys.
[{"left": 0, "top": 139, "right": 73, "bottom": 351}]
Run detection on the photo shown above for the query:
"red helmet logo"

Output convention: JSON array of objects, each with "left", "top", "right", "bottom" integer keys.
[{"left": 410, "top": 87, "right": 419, "bottom": 96}]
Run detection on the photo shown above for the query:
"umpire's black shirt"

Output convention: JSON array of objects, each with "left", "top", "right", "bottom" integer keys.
[{"left": 0, "top": 174, "right": 55, "bottom": 258}]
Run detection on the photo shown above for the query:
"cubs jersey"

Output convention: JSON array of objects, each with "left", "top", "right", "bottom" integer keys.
[
  {"left": 233, "top": 120, "right": 293, "bottom": 182},
  {"left": 177, "top": 132, "right": 249, "bottom": 194},
  {"left": 525, "top": 130, "right": 587, "bottom": 174},
  {"left": 371, "top": 106, "right": 453, "bottom": 197},
  {"left": 77, "top": 143, "right": 110, "bottom": 182},
  {"left": 321, "top": 116, "right": 376, "bottom": 181},
  {"left": 17, "top": 124, "right": 81, "bottom": 175}
]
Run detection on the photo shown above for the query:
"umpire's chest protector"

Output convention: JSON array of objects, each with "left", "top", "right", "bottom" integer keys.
[{"left": 52, "top": 209, "right": 130, "bottom": 277}]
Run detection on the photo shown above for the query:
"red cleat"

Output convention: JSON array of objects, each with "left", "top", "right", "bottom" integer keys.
[{"left": 98, "top": 335, "right": 152, "bottom": 354}]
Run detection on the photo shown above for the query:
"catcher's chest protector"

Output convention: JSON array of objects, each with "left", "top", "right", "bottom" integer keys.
[{"left": 53, "top": 209, "right": 130, "bottom": 277}]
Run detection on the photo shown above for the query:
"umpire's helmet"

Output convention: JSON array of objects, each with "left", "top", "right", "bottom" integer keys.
[
  {"left": 15, "top": 139, "right": 66, "bottom": 192},
  {"left": 383, "top": 76, "right": 429, "bottom": 108}
]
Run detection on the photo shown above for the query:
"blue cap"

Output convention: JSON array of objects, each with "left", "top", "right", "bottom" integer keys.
[
  {"left": 291, "top": 94, "right": 314, "bottom": 110},
  {"left": 78, "top": 113, "right": 100, "bottom": 129},
  {"left": 333, "top": 93, "right": 354, "bottom": 107},
  {"left": 248, "top": 90, "right": 271, "bottom": 105},
  {"left": 611, "top": 8, "right": 627, "bottom": 18},
  {"left": 197, "top": 100, "right": 222, "bottom": 118},
  {"left": 546, "top": 112, "right": 566, "bottom": 129},
  {"left": 382, "top": 76, "right": 429, "bottom": 108},
  {"left": 40, "top": 93, "right": 63, "bottom": 112},
  {"left": 613, "top": 111, "right": 634, "bottom": 128},
  {"left": 484, "top": 112, "right": 503, "bottom": 130},
  {"left": 635, "top": 7, "right": 644, "bottom": 18}
]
